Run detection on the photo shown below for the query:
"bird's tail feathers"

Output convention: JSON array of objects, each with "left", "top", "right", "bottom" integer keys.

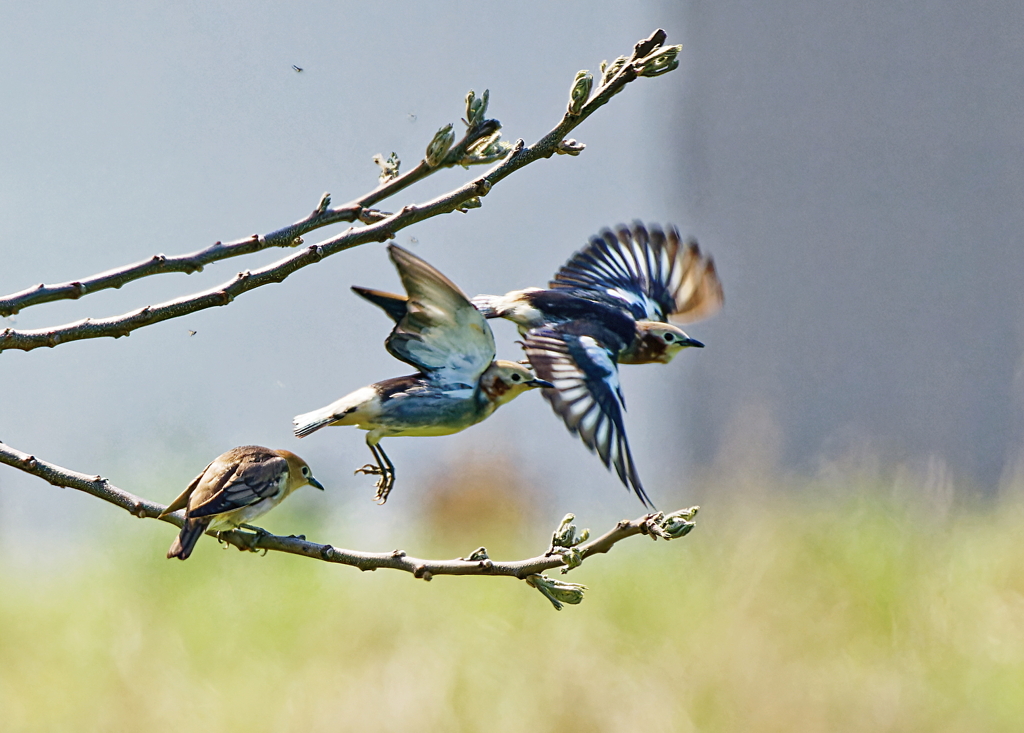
[
  {"left": 167, "top": 520, "right": 206, "bottom": 560},
  {"left": 292, "top": 408, "right": 337, "bottom": 438},
  {"left": 469, "top": 294, "right": 503, "bottom": 318}
]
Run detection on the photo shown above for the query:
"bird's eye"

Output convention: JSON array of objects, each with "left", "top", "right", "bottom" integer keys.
[
  {"left": 511, "top": 373, "right": 521, "bottom": 382},
  {"left": 302, "top": 467, "right": 310, "bottom": 476},
  {"left": 664, "top": 333, "right": 675, "bottom": 342}
]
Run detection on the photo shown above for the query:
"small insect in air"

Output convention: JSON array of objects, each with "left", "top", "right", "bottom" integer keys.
[
  {"left": 408, "top": 236, "right": 418, "bottom": 245},
  {"left": 292, "top": 65, "right": 303, "bottom": 73},
  {"left": 407, "top": 113, "right": 417, "bottom": 123},
  {"left": 188, "top": 330, "right": 197, "bottom": 337}
]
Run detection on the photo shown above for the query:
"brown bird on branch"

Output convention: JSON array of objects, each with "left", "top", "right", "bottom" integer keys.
[{"left": 160, "top": 446, "right": 324, "bottom": 560}]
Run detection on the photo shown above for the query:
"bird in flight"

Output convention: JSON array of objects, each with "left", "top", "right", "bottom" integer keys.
[
  {"left": 160, "top": 445, "right": 324, "bottom": 560},
  {"left": 293, "top": 244, "right": 551, "bottom": 504},
  {"left": 292, "top": 65, "right": 303, "bottom": 72},
  {"left": 471, "top": 222, "right": 723, "bottom": 508}
]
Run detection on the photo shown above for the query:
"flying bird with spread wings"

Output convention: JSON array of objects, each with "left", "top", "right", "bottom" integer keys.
[
  {"left": 292, "top": 244, "right": 551, "bottom": 504},
  {"left": 471, "top": 222, "right": 723, "bottom": 508}
]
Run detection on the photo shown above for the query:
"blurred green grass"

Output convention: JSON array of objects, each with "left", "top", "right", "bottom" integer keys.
[{"left": 3, "top": 484, "right": 1024, "bottom": 732}]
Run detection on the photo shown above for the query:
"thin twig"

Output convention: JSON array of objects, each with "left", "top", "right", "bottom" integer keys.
[
  {"left": 0, "top": 29, "right": 679, "bottom": 352},
  {"left": 0, "top": 440, "right": 696, "bottom": 581},
  {"left": 0, "top": 116, "right": 502, "bottom": 318}
]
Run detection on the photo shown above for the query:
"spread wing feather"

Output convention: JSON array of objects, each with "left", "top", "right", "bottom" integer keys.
[
  {"left": 383, "top": 244, "right": 496, "bottom": 386},
  {"left": 550, "top": 222, "right": 723, "bottom": 325},
  {"left": 522, "top": 326, "right": 653, "bottom": 508}
]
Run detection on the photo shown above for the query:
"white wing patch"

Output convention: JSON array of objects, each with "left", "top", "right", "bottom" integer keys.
[{"left": 522, "top": 327, "right": 652, "bottom": 507}]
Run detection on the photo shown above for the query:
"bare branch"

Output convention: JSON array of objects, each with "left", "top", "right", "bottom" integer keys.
[
  {"left": 0, "top": 439, "right": 698, "bottom": 586},
  {"left": 0, "top": 28, "right": 681, "bottom": 352}
]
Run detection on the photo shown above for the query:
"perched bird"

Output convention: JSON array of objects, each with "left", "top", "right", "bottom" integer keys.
[
  {"left": 160, "top": 445, "right": 324, "bottom": 560},
  {"left": 293, "top": 244, "right": 551, "bottom": 504},
  {"left": 471, "top": 222, "right": 724, "bottom": 508}
]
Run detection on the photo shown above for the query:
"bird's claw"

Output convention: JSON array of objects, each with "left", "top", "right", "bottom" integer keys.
[
  {"left": 355, "top": 464, "right": 384, "bottom": 476},
  {"left": 239, "top": 524, "right": 271, "bottom": 554},
  {"left": 373, "top": 475, "right": 395, "bottom": 505}
]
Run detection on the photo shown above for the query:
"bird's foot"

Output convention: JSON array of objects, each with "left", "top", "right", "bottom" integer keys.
[
  {"left": 239, "top": 524, "right": 271, "bottom": 554},
  {"left": 354, "top": 464, "right": 384, "bottom": 476},
  {"left": 373, "top": 474, "right": 395, "bottom": 505}
]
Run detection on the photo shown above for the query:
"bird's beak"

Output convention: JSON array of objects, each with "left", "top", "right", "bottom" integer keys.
[
  {"left": 530, "top": 378, "right": 555, "bottom": 389},
  {"left": 682, "top": 337, "right": 704, "bottom": 348},
  {"left": 307, "top": 476, "right": 326, "bottom": 491}
]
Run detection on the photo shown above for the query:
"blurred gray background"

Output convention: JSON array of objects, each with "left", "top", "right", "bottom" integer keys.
[{"left": 2, "top": 1, "right": 1023, "bottom": 559}]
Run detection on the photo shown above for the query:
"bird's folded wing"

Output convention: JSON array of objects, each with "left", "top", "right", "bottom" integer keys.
[
  {"left": 384, "top": 244, "right": 496, "bottom": 385},
  {"left": 522, "top": 325, "right": 653, "bottom": 508},
  {"left": 549, "top": 222, "right": 723, "bottom": 325},
  {"left": 187, "top": 453, "right": 289, "bottom": 518}
]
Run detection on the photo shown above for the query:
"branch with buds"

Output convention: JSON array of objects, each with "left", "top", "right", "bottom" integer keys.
[
  {"left": 0, "top": 29, "right": 682, "bottom": 353},
  {"left": 0, "top": 440, "right": 698, "bottom": 610}
]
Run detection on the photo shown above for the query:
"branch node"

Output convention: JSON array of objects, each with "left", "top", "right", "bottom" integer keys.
[
  {"left": 215, "top": 290, "right": 233, "bottom": 305},
  {"left": 133, "top": 500, "right": 147, "bottom": 518},
  {"left": 391, "top": 549, "right": 406, "bottom": 558},
  {"left": 320, "top": 544, "right": 335, "bottom": 560},
  {"left": 473, "top": 179, "right": 492, "bottom": 196},
  {"left": 307, "top": 244, "right": 324, "bottom": 261},
  {"left": 21, "top": 455, "right": 37, "bottom": 469},
  {"left": 69, "top": 282, "right": 86, "bottom": 299},
  {"left": 414, "top": 565, "right": 432, "bottom": 581}
]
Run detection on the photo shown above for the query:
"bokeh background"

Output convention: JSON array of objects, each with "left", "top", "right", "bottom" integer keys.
[{"left": 3, "top": 1, "right": 1024, "bottom": 731}]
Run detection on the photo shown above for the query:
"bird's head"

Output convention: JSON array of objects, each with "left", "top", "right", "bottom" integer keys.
[
  {"left": 276, "top": 450, "right": 326, "bottom": 493},
  {"left": 479, "top": 360, "right": 554, "bottom": 406},
  {"left": 622, "top": 322, "right": 705, "bottom": 364}
]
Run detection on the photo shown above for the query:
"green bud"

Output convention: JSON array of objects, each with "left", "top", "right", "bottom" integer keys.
[
  {"left": 464, "top": 127, "right": 502, "bottom": 158},
  {"left": 600, "top": 55, "right": 628, "bottom": 86},
  {"left": 551, "top": 513, "right": 577, "bottom": 549},
  {"left": 567, "top": 70, "right": 593, "bottom": 116},
  {"left": 526, "top": 574, "right": 588, "bottom": 611},
  {"left": 649, "top": 506, "right": 700, "bottom": 540},
  {"left": 464, "top": 88, "right": 490, "bottom": 127},
  {"left": 558, "top": 546, "right": 584, "bottom": 573},
  {"left": 315, "top": 192, "right": 331, "bottom": 214},
  {"left": 425, "top": 123, "right": 455, "bottom": 168},
  {"left": 555, "top": 138, "right": 586, "bottom": 156},
  {"left": 638, "top": 44, "right": 682, "bottom": 78},
  {"left": 372, "top": 152, "right": 401, "bottom": 184},
  {"left": 457, "top": 196, "right": 482, "bottom": 212}
]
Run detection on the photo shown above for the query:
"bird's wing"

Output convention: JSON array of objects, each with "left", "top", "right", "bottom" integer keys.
[
  {"left": 159, "top": 462, "right": 212, "bottom": 517},
  {"left": 549, "top": 222, "right": 723, "bottom": 324},
  {"left": 187, "top": 449, "right": 289, "bottom": 519},
  {"left": 351, "top": 286, "right": 409, "bottom": 323},
  {"left": 522, "top": 325, "right": 653, "bottom": 508},
  {"left": 384, "top": 244, "right": 496, "bottom": 385}
]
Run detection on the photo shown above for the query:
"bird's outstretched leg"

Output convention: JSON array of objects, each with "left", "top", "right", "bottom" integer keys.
[{"left": 354, "top": 441, "right": 396, "bottom": 504}]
